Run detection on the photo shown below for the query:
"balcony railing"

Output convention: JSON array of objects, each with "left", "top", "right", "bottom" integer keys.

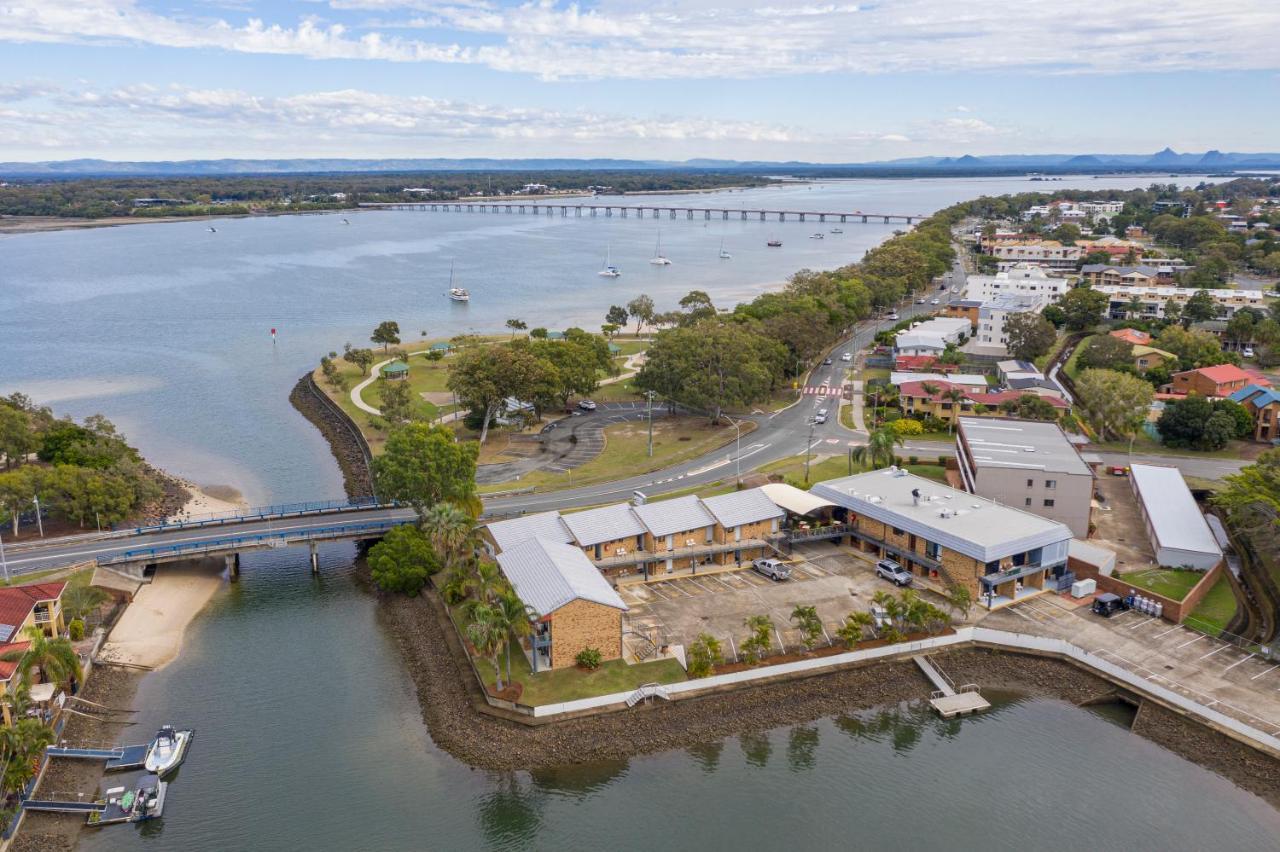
[{"left": 592, "top": 535, "right": 783, "bottom": 569}]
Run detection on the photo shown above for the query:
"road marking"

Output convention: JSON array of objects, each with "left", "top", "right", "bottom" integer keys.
[
  {"left": 1197, "top": 644, "right": 1233, "bottom": 661},
  {"left": 1154, "top": 624, "right": 1184, "bottom": 639},
  {"left": 1128, "top": 617, "right": 1157, "bottom": 630},
  {"left": 712, "top": 576, "right": 738, "bottom": 591},
  {"left": 1223, "top": 654, "right": 1255, "bottom": 673},
  {"left": 1251, "top": 665, "right": 1280, "bottom": 681},
  {"left": 1176, "top": 634, "right": 1207, "bottom": 649}
]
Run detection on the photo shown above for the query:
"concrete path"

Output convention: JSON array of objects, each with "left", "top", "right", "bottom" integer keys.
[{"left": 350, "top": 356, "right": 395, "bottom": 416}]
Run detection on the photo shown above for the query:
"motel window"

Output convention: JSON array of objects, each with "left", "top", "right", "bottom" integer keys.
[
  {"left": 1045, "top": 479, "right": 1056, "bottom": 489},
  {"left": 925, "top": 541, "right": 940, "bottom": 560},
  {"left": 1024, "top": 498, "right": 1032, "bottom": 506},
  {"left": 1043, "top": 499, "right": 1055, "bottom": 507},
  {"left": 984, "top": 560, "right": 1001, "bottom": 575},
  {"left": 892, "top": 527, "right": 904, "bottom": 536},
  {"left": 1026, "top": 478, "right": 1034, "bottom": 487}
]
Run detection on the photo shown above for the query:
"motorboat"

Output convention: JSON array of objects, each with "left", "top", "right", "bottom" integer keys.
[
  {"left": 810, "top": 232, "right": 824, "bottom": 239},
  {"left": 87, "top": 775, "right": 167, "bottom": 826},
  {"left": 143, "top": 725, "right": 193, "bottom": 777},
  {"left": 830, "top": 227, "right": 843, "bottom": 234},
  {"left": 767, "top": 238, "right": 782, "bottom": 247},
  {"left": 649, "top": 230, "right": 672, "bottom": 265}
]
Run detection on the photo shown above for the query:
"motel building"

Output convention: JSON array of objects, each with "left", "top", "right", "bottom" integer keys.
[
  {"left": 483, "top": 488, "right": 786, "bottom": 582},
  {"left": 810, "top": 469, "right": 1073, "bottom": 609}
]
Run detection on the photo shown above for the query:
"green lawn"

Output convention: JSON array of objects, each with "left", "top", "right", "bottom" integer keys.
[
  {"left": 1062, "top": 334, "right": 1097, "bottom": 378},
  {"left": 1115, "top": 566, "right": 1205, "bottom": 601},
  {"left": 1185, "top": 574, "right": 1238, "bottom": 637},
  {"left": 1089, "top": 433, "right": 1251, "bottom": 461},
  {"left": 473, "top": 649, "right": 686, "bottom": 706}
]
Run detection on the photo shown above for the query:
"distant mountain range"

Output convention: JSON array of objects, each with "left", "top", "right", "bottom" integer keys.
[{"left": 2, "top": 149, "right": 1279, "bottom": 177}]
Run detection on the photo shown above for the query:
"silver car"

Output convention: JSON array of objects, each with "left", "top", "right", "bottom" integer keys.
[
  {"left": 752, "top": 558, "right": 791, "bottom": 581},
  {"left": 875, "top": 559, "right": 913, "bottom": 587}
]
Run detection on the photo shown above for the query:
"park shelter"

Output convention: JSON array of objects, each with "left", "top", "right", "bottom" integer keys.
[{"left": 380, "top": 361, "right": 409, "bottom": 380}]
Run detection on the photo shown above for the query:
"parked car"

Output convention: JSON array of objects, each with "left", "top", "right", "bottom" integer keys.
[
  {"left": 915, "top": 297, "right": 926, "bottom": 304},
  {"left": 930, "top": 298, "right": 941, "bottom": 305},
  {"left": 886, "top": 312, "right": 900, "bottom": 320},
  {"left": 823, "top": 357, "right": 833, "bottom": 365},
  {"left": 875, "top": 559, "right": 913, "bottom": 586},
  {"left": 1092, "top": 592, "right": 1128, "bottom": 618},
  {"left": 752, "top": 558, "right": 791, "bottom": 581},
  {"left": 1243, "top": 347, "right": 1256, "bottom": 359},
  {"left": 577, "top": 399, "right": 597, "bottom": 411},
  {"left": 840, "top": 352, "right": 853, "bottom": 362}
]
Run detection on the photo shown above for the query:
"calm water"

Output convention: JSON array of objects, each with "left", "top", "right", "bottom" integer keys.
[{"left": 4, "top": 175, "right": 1271, "bottom": 850}]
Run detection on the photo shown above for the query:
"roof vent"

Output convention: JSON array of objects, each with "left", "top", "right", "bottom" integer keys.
[
  {"left": 868, "top": 496, "right": 883, "bottom": 504},
  {"left": 971, "top": 503, "right": 982, "bottom": 509},
  {"left": 939, "top": 508, "right": 953, "bottom": 518},
  {"left": 1024, "top": 448, "right": 1036, "bottom": 453}
]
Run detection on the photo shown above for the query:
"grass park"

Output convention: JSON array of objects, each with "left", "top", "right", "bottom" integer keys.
[{"left": 472, "top": 652, "right": 687, "bottom": 706}]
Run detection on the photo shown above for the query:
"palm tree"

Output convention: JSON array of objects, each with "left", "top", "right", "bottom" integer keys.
[
  {"left": 0, "top": 682, "right": 32, "bottom": 727},
  {"left": 0, "top": 717, "right": 55, "bottom": 792},
  {"left": 0, "top": 627, "right": 82, "bottom": 691},
  {"left": 1125, "top": 295, "right": 1144, "bottom": 320},
  {"left": 421, "top": 503, "right": 475, "bottom": 571},
  {"left": 941, "top": 388, "right": 966, "bottom": 432},
  {"left": 60, "top": 583, "right": 108, "bottom": 623},
  {"left": 463, "top": 560, "right": 506, "bottom": 608},
  {"left": 837, "top": 611, "right": 875, "bottom": 648},
  {"left": 465, "top": 604, "right": 508, "bottom": 691},
  {"left": 850, "top": 426, "right": 905, "bottom": 471},
  {"left": 494, "top": 590, "right": 535, "bottom": 685}
]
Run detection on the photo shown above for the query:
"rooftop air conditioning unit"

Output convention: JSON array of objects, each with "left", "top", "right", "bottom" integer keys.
[{"left": 939, "top": 508, "right": 953, "bottom": 518}]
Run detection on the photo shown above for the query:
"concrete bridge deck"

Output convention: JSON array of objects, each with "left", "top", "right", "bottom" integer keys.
[{"left": 360, "top": 201, "right": 921, "bottom": 224}]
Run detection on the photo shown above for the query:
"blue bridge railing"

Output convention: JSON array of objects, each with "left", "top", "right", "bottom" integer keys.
[
  {"left": 125, "top": 497, "right": 390, "bottom": 535},
  {"left": 98, "top": 519, "right": 410, "bottom": 566}
]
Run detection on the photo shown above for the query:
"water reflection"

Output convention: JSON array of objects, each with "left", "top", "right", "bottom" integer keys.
[
  {"left": 786, "top": 725, "right": 819, "bottom": 773},
  {"left": 739, "top": 731, "right": 772, "bottom": 768},
  {"left": 531, "top": 759, "right": 629, "bottom": 795},
  {"left": 686, "top": 740, "right": 724, "bottom": 773},
  {"left": 477, "top": 774, "right": 543, "bottom": 849}
]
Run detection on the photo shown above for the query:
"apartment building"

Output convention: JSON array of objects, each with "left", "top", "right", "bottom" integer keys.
[
  {"left": 483, "top": 487, "right": 785, "bottom": 582},
  {"left": 811, "top": 468, "right": 1073, "bottom": 608},
  {"left": 988, "top": 240, "right": 1082, "bottom": 270},
  {"left": 1165, "top": 364, "right": 1259, "bottom": 398},
  {"left": 1097, "top": 285, "right": 1266, "bottom": 320},
  {"left": 1228, "top": 384, "right": 1280, "bottom": 441},
  {"left": 954, "top": 417, "right": 1094, "bottom": 538},
  {"left": 976, "top": 293, "right": 1046, "bottom": 349},
  {"left": 1079, "top": 264, "right": 1172, "bottom": 287},
  {"left": 964, "top": 263, "right": 1069, "bottom": 302}
]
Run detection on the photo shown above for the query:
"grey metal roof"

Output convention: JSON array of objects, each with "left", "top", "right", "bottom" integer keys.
[
  {"left": 485, "top": 511, "right": 572, "bottom": 552},
  {"left": 958, "top": 418, "right": 1092, "bottom": 476},
  {"left": 496, "top": 538, "right": 628, "bottom": 617},
  {"left": 811, "top": 468, "right": 1071, "bottom": 562},
  {"left": 1129, "top": 465, "right": 1222, "bottom": 559},
  {"left": 560, "top": 503, "right": 646, "bottom": 547},
  {"left": 701, "top": 488, "right": 785, "bottom": 529},
  {"left": 631, "top": 494, "right": 716, "bottom": 537}
]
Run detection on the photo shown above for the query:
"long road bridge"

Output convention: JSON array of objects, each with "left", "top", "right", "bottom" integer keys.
[{"left": 359, "top": 201, "right": 923, "bottom": 224}]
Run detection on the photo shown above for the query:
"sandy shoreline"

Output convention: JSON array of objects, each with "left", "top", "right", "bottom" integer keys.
[
  {"left": 97, "top": 559, "right": 225, "bottom": 670},
  {"left": 167, "top": 476, "right": 248, "bottom": 520}
]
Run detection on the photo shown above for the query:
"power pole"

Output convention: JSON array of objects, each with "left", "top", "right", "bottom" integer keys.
[
  {"left": 645, "top": 390, "right": 657, "bottom": 457},
  {"left": 805, "top": 418, "right": 815, "bottom": 483}
]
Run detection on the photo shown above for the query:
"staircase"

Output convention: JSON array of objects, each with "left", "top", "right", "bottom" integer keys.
[{"left": 626, "top": 682, "right": 671, "bottom": 707}]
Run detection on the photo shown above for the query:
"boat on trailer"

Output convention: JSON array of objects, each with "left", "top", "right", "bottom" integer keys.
[{"left": 143, "top": 725, "right": 194, "bottom": 777}]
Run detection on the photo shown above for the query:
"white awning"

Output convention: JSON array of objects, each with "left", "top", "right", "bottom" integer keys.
[{"left": 759, "top": 483, "right": 836, "bottom": 516}]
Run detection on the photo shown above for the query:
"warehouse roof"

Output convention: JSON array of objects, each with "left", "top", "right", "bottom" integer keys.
[{"left": 1128, "top": 465, "right": 1222, "bottom": 561}]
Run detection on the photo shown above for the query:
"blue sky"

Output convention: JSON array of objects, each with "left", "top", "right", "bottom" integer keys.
[{"left": 1, "top": 0, "right": 1277, "bottom": 162}]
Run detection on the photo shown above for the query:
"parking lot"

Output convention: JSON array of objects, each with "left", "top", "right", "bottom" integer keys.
[
  {"left": 620, "top": 543, "right": 953, "bottom": 663},
  {"left": 986, "top": 595, "right": 1280, "bottom": 735}
]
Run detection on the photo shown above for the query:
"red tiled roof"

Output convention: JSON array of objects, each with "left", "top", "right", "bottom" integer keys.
[
  {"left": 0, "top": 581, "right": 65, "bottom": 644},
  {"left": 900, "top": 380, "right": 1067, "bottom": 408},
  {"left": 894, "top": 355, "right": 937, "bottom": 371},
  {"left": 1109, "top": 328, "right": 1151, "bottom": 346},
  {"left": 0, "top": 641, "right": 30, "bottom": 681},
  {"left": 1243, "top": 368, "right": 1273, "bottom": 388},
  {"left": 1179, "top": 364, "right": 1253, "bottom": 385}
]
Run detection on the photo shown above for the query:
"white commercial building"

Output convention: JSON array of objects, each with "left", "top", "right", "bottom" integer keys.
[
  {"left": 976, "top": 293, "right": 1046, "bottom": 349},
  {"left": 894, "top": 317, "right": 971, "bottom": 356},
  {"left": 1128, "top": 464, "right": 1222, "bottom": 571},
  {"left": 964, "top": 264, "right": 1070, "bottom": 302}
]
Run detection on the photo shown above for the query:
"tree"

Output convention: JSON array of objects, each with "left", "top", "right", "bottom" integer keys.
[
  {"left": 790, "top": 605, "right": 824, "bottom": 651},
  {"left": 1156, "top": 325, "right": 1226, "bottom": 368},
  {"left": 601, "top": 323, "right": 621, "bottom": 339},
  {"left": 1182, "top": 289, "right": 1220, "bottom": 326},
  {"left": 946, "top": 585, "right": 973, "bottom": 621},
  {"left": 1214, "top": 448, "right": 1280, "bottom": 538},
  {"left": 61, "top": 583, "right": 108, "bottom": 623},
  {"left": 378, "top": 377, "right": 415, "bottom": 425},
  {"left": 420, "top": 502, "right": 477, "bottom": 573},
  {"left": 343, "top": 345, "right": 375, "bottom": 377},
  {"left": 1162, "top": 300, "right": 1184, "bottom": 327},
  {"left": 0, "top": 405, "right": 35, "bottom": 470},
  {"left": 1041, "top": 304, "right": 1066, "bottom": 328},
  {"left": 528, "top": 338, "right": 601, "bottom": 411},
  {"left": 851, "top": 426, "right": 905, "bottom": 471},
  {"left": 626, "top": 294, "right": 656, "bottom": 336},
  {"left": 941, "top": 388, "right": 966, "bottom": 431},
  {"left": 1058, "top": 287, "right": 1109, "bottom": 331},
  {"left": 0, "top": 626, "right": 82, "bottom": 690},
  {"left": 373, "top": 422, "right": 479, "bottom": 519},
  {"left": 505, "top": 318, "right": 527, "bottom": 339},
  {"left": 741, "top": 614, "right": 774, "bottom": 664},
  {"left": 446, "top": 343, "right": 545, "bottom": 443},
  {"left": 686, "top": 633, "right": 723, "bottom": 678},
  {"left": 462, "top": 560, "right": 506, "bottom": 608},
  {"left": 371, "top": 320, "right": 401, "bottom": 352},
  {"left": 1074, "top": 368, "right": 1154, "bottom": 440},
  {"left": 678, "top": 290, "right": 716, "bottom": 323},
  {"left": 1157, "top": 395, "right": 1248, "bottom": 450},
  {"left": 1077, "top": 334, "right": 1134, "bottom": 371},
  {"left": 837, "top": 611, "right": 875, "bottom": 648},
  {"left": 0, "top": 717, "right": 55, "bottom": 793},
  {"left": 465, "top": 603, "right": 508, "bottom": 691},
  {"left": 368, "top": 525, "right": 439, "bottom": 595},
  {"left": 605, "top": 305, "right": 629, "bottom": 329},
  {"left": 494, "top": 589, "right": 534, "bottom": 686}
]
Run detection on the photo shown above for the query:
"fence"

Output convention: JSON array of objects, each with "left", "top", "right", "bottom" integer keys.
[
  {"left": 128, "top": 497, "right": 388, "bottom": 534},
  {"left": 97, "top": 519, "right": 407, "bottom": 565}
]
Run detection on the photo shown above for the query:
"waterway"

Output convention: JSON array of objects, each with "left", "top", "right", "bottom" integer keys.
[{"left": 4, "top": 174, "right": 1273, "bottom": 849}]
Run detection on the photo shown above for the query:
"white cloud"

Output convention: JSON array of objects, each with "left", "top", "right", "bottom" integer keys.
[{"left": 0, "top": 0, "right": 1277, "bottom": 80}]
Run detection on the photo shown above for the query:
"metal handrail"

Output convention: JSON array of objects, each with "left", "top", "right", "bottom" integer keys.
[
  {"left": 127, "top": 497, "right": 388, "bottom": 534},
  {"left": 97, "top": 519, "right": 408, "bottom": 565}
]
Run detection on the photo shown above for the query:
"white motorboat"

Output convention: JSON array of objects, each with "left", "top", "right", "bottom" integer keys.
[
  {"left": 598, "top": 243, "right": 621, "bottom": 277},
  {"left": 143, "top": 726, "right": 193, "bottom": 777},
  {"left": 649, "top": 230, "right": 672, "bottom": 265},
  {"left": 810, "top": 232, "right": 824, "bottom": 239},
  {"left": 830, "top": 227, "right": 843, "bottom": 234}
]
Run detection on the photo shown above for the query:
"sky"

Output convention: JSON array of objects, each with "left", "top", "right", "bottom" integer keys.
[{"left": 1, "top": 0, "right": 1278, "bottom": 163}]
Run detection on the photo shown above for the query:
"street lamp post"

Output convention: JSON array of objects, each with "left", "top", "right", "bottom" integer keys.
[
  {"left": 0, "top": 530, "right": 9, "bottom": 585},
  {"left": 805, "top": 417, "right": 815, "bottom": 483},
  {"left": 724, "top": 415, "right": 743, "bottom": 484},
  {"left": 644, "top": 390, "right": 657, "bottom": 457},
  {"left": 32, "top": 496, "right": 43, "bottom": 538}
]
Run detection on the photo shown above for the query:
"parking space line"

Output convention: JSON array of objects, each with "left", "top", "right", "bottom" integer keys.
[
  {"left": 712, "top": 576, "right": 738, "bottom": 591},
  {"left": 668, "top": 582, "right": 695, "bottom": 597},
  {"left": 1197, "top": 644, "right": 1232, "bottom": 661},
  {"left": 1176, "top": 634, "right": 1207, "bottom": 649},
  {"left": 1223, "top": 654, "right": 1255, "bottom": 673},
  {"left": 1128, "top": 617, "right": 1157, "bottom": 630},
  {"left": 646, "top": 584, "right": 670, "bottom": 601},
  {"left": 1251, "top": 665, "right": 1280, "bottom": 681},
  {"left": 1154, "top": 624, "right": 1184, "bottom": 639},
  {"left": 688, "top": 578, "right": 715, "bottom": 594}
]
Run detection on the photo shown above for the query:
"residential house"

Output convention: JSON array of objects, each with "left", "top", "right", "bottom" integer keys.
[
  {"left": 893, "top": 317, "right": 971, "bottom": 357},
  {"left": 811, "top": 469, "right": 1074, "bottom": 608},
  {"left": 996, "top": 360, "right": 1041, "bottom": 384},
  {"left": 495, "top": 538, "right": 628, "bottom": 671},
  {"left": 955, "top": 417, "right": 1094, "bottom": 538},
  {"left": 1109, "top": 328, "right": 1152, "bottom": 346},
  {"left": 1132, "top": 345, "right": 1175, "bottom": 372},
  {"left": 1165, "top": 364, "right": 1258, "bottom": 399},
  {"left": 963, "top": 264, "right": 1069, "bottom": 302},
  {"left": 898, "top": 380, "right": 1068, "bottom": 423},
  {"left": 1229, "top": 385, "right": 1280, "bottom": 442},
  {"left": 0, "top": 581, "right": 68, "bottom": 725}
]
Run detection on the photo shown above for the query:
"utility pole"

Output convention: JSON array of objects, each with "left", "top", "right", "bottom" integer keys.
[
  {"left": 32, "top": 496, "right": 43, "bottom": 538},
  {"left": 645, "top": 390, "right": 657, "bottom": 457},
  {"left": 805, "top": 417, "right": 815, "bottom": 483},
  {"left": 0, "top": 530, "right": 8, "bottom": 585},
  {"left": 724, "top": 415, "right": 743, "bottom": 484}
]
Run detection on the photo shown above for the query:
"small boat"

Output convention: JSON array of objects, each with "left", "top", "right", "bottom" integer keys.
[
  {"left": 87, "top": 776, "right": 167, "bottom": 826},
  {"left": 718, "top": 238, "right": 731, "bottom": 259},
  {"left": 446, "top": 260, "right": 470, "bottom": 300},
  {"left": 143, "top": 725, "right": 193, "bottom": 777},
  {"left": 830, "top": 227, "right": 843, "bottom": 234},
  {"left": 207, "top": 226, "right": 217, "bottom": 233},
  {"left": 767, "top": 238, "right": 782, "bottom": 247},
  {"left": 649, "top": 229, "right": 672, "bottom": 265},
  {"left": 598, "top": 243, "right": 621, "bottom": 278},
  {"left": 342, "top": 218, "right": 350, "bottom": 225},
  {"left": 810, "top": 232, "right": 824, "bottom": 239}
]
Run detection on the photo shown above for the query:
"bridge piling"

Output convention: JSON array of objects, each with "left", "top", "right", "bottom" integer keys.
[
  {"left": 224, "top": 553, "right": 239, "bottom": 580},
  {"left": 310, "top": 541, "right": 319, "bottom": 575}
]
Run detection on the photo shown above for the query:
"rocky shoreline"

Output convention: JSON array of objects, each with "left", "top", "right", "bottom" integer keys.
[
  {"left": 288, "top": 374, "right": 374, "bottom": 499},
  {"left": 12, "top": 666, "right": 143, "bottom": 852},
  {"left": 378, "top": 586, "right": 1280, "bottom": 803}
]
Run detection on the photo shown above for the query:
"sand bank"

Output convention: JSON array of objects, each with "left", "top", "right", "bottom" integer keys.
[
  {"left": 167, "top": 477, "right": 248, "bottom": 521},
  {"left": 98, "top": 560, "right": 225, "bottom": 670}
]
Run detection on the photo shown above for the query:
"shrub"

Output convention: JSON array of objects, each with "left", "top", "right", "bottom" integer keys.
[
  {"left": 686, "top": 633, "right": 723, "bottom": 678},
  {"left": 888, "top": 418, "right": 923, "bottom": 436},
  {"left": 937, "top": 455, "right": 948, "bottom": 466},
  {"left": 575, "top": 647, "right": 603, "bottom": 670},
  {"left": 68, "top": 619, "right": 85, "bottom": 641},
  {"left": 368, "top": 526, "right": 441, "bottom": 596},
  {"left": 908, "top": 455, "right": 919, "bottom": 465}
]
